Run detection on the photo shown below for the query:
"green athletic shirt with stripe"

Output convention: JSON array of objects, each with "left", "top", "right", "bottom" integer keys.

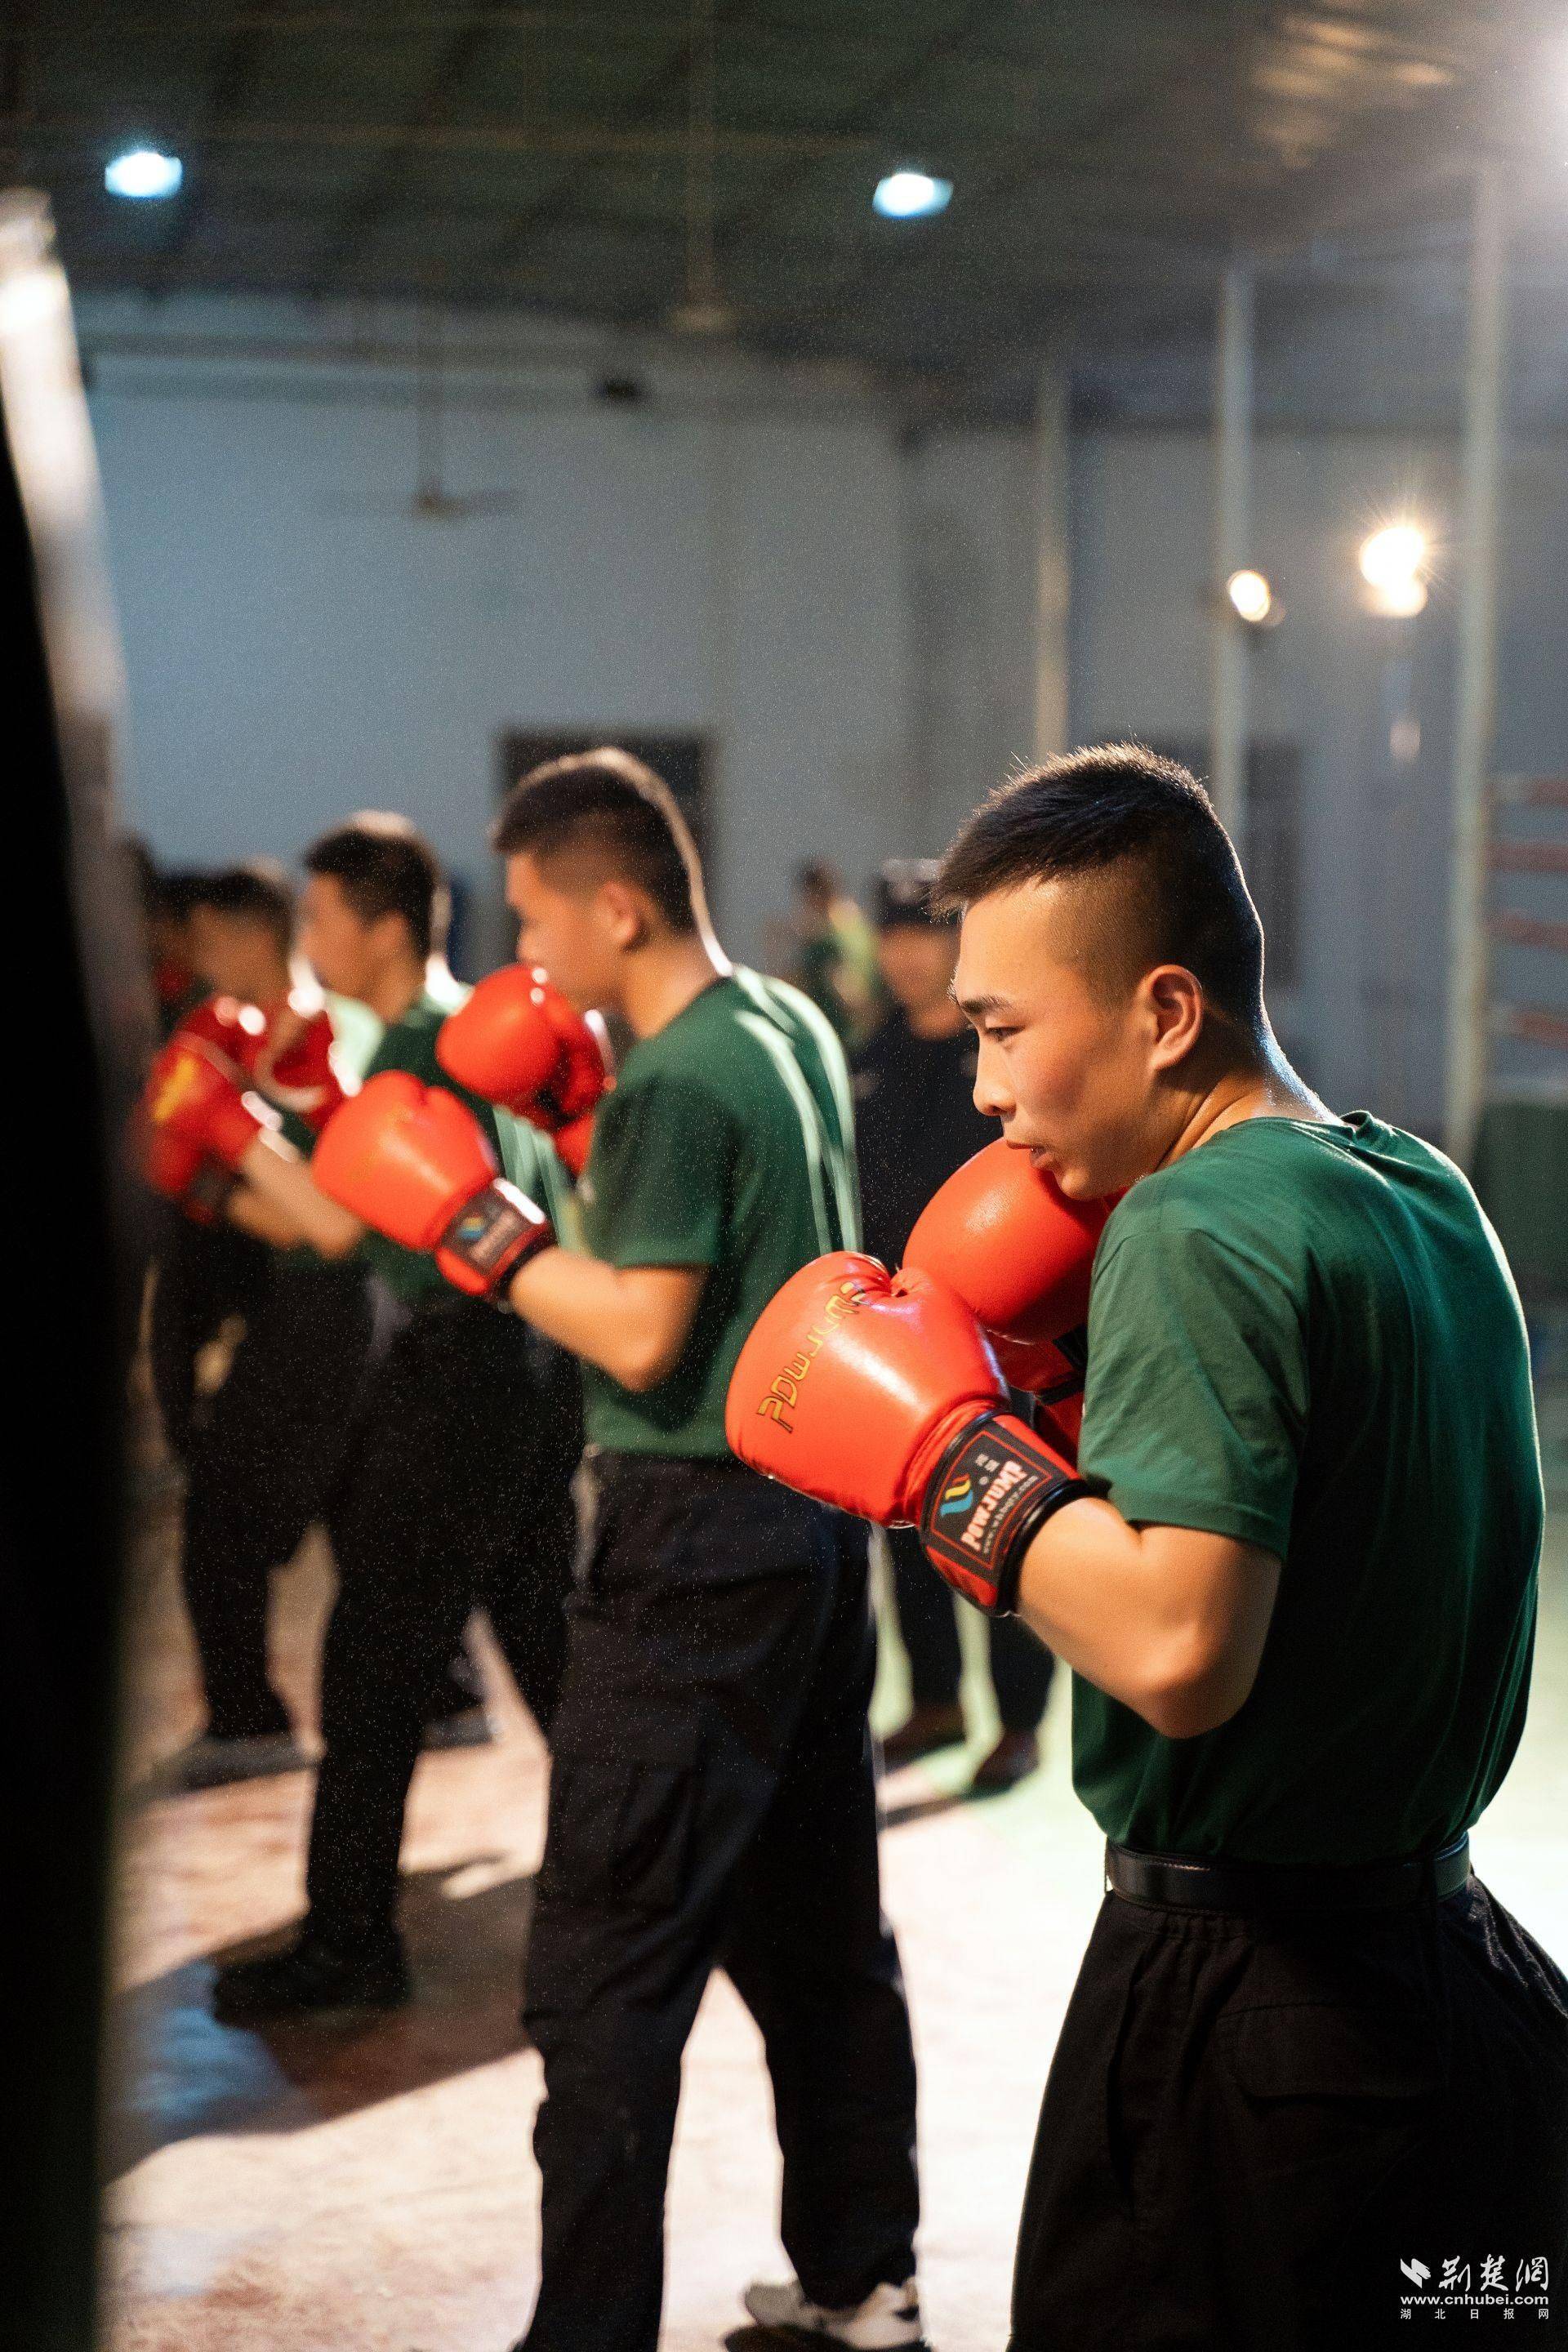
[
  {"left": 354, "top": 987, "right": 575, "bottom": 1307},
  {"left": 577, "top": 968, "right": 861, "bottom": 1458},
  {"left": 1073, "top": 1111, "right": 1543, "bottom": 1867}
]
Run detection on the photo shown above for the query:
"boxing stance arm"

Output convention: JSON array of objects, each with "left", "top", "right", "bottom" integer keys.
[
  {"left": 223, "top": 1178, "right": 318, "bottom": 1251},
  {"left": 725, "top": 1254, "right": 1280, "bottom": 1740},
  {"left": 233, "top": 1128, "right": 367, "bottom": 1258},
  {"left": 1011, "top": 1507, "right": 1281, "bottom": 1740},
  {"left": 506, "top": 1251, "right": 706, "bottom": 1392}
]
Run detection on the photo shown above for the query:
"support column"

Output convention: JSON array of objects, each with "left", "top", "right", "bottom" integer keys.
[
  {"left": 1445, "top": 159, "right": 1507, "bottom": 1167},
  {"left": 1209, "top": 260, "right": 1254, "bottom": 841},
  {"left": 1032, "top": 363, "right": 1071, "bottom": 762}
]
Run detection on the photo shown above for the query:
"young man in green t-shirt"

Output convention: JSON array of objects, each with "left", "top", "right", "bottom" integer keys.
[
  {"left": 291, "top": 752, "right": 924, "bottom": 2352},
  {"left": 728, "top": 746, "right": 1568, "bottom": 2348},
  {"left": 496, "top": 753, "right": 920, "bottom": 2352},
  {"left": 195, "top": 816, "right": 581, "bottom": 2020}
]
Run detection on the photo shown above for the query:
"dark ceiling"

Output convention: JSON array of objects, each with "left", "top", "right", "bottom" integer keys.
[{"left": 8, "top": 2, "right": 1568, "bottom": 416}]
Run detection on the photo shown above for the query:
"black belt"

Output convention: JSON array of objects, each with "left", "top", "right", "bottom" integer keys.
[{"left": 1106, "top": 1833, "right": 1472, "bottom": 1915}]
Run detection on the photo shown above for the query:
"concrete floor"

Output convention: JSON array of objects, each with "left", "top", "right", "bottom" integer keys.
[{"left": 105, "top": 1443, "right": 1568, "bottom": 2352}]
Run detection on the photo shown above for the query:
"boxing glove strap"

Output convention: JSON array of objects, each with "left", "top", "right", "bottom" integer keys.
[
  {"left": 1035, "top": 1320, "right": 1086, "bottom": 1405},
  {"left": 185, "top": 1160, "right": 239, "bottom": 1225},
  {"left": 439, "top": 1179, "right": 553, "bottom": 1298},
  {"left": 918, "top": 1410, "right": 1086, "bottom": 1617}
]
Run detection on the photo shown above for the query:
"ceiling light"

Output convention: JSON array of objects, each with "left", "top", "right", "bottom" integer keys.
[
  {"left": 1358, "top": 521, "right": 1431, "bottom": 617},
  {"left": 1372, "top": 575, "right": 1429, "bottom": 618},
  {"left": 105, "top": 147, "right": 183, "bottom": 201},
  {"left": 1358, "top": 523, "right": 1427, "bottom": 591},
  {"left": 873, "top": 170, "right": 952, "bottom": 220},
  {"left": 1227, "top": 568, "right": 1274, "bottom": 625}
]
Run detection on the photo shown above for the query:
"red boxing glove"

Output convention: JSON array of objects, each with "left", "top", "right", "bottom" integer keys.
[
  {"left": 143, "top": 1036, "right": 273, "bottom": 1170},
  {"left": 253, "top": 1002, "right": 345, "bottom": 1133},
  {"left": 437, "top": 966, "right": 611, "bottom": 1178},
  {"left": 312, "top": 1071, "right": 555, "bottom": 1299},
  {"left": 904, "top": 1139, "right": 1108, "bottom": 1347},
  {"left": 904, "top": 1139, "right": 1112, "bottom": 1456},
  {"left": 175, "top": 994, "right": 271, "bottom": 1080},
  {"left": 725, "top": 1254, "right": 1085, "bottom": 1615},
  {"left": 134, "top": 1114, "right": 238, "bottom": 1226}
]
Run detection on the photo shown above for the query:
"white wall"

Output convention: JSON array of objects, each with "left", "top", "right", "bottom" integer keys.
[
  {"left": 83, "top": 293, "right": 1568, "bottom": 1133},
  {"left": 1072, "top": 427, "right": 1456, "bottom": 1124},
  {"left": 85, "top": 296, "right": 918, "bottom": 969}
]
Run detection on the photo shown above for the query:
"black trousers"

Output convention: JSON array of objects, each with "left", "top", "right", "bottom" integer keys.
[
  {"left": 887, "top": 1523, "right": 1053, "bottom": 1732},
  {"left": 147, "top": 1210, "right": 271, "bottom": 1462},
  {"left": 303, "top": 1294, "right": 581, "bottom": 1949},
  {"left": 1012, "top": 1871, "right": 1568, "bottom": 2349},
  {"left": 180, "top": 1258, "right": 375, "bottom": 1739},
  {"left": 521, "top": 1454, "right": 920, "bottom": 2352}
]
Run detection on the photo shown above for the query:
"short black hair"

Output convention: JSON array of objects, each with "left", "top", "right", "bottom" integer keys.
[
  {"left": 195, "top": 860, "right": 294, "bottom": 952},
  {"left": 157, "top": 867, "right": 214, "bottom": 924},
  {"left": 305, "top": 813, "right": 445, "bottom": 960},
  {"left": 935, "top": 743, "right": 1265, "bottom": 1032},
  {"left": 874, "top": 858, "right": 947, "bottom": 933},
  {"left": 492, "top": 748, "right": 700, "bottom": 936}
]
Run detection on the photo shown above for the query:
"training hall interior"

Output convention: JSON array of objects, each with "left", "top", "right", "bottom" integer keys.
[{"left": 8, "top": 2, "right": 1568, "bottom": 2348}]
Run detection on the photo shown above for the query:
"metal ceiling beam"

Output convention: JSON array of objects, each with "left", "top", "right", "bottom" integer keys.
[
  {"left": 14, "top": 105, "right": 1333, "bottom": 196},
  {"left": 307, "top": 4, "right": 519, "bottom": 291},
  {"left": 20, "top": 108, "right": 883, "bottom": 163},
  {"left": 479, "top": 0, "right": 758, "bottom": 282},
  {"left": 143, "top": 0, "right": 292, "bottom": 292},
  {"left": 737, "top": 0, "right": 1285, "bottom": 365},
  {"left": 79, "top": 6, "right": 1054, "bottom": 78},
  {"left": 693, "top": 0, "right": 1004, "bottom": 268}
]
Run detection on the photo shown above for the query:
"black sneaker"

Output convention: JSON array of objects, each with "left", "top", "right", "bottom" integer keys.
[
  {"left": 879, "top": 1702, "right": 967, "bottom": 1769},
  {"left": 212, "top": 1931, "right": 411, "bottom": 2023},
  {"left": 137, "top": 1728, "right": 313, "bottom": 1795},
  {"left": 968, "top": 1728, "right": 1041, "bottom": 1797}
]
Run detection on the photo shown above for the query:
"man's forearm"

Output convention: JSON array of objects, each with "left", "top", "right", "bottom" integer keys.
[
  {"left": 1014, "top": 1501, "right": 1281, "bottom": 1736},
  {"left": 238, "top": 1129, "right": 365, "bottom": 1258},
  {"left": 507, "top": 1250, "right": 699, "bottom": 1390},
  {"left": 225, "top": 1182, "right": 312, "bottom": 1250}
]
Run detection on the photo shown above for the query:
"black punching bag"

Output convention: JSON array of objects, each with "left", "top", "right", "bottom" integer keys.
[{"left": 0, "top": 190, "right": 152, "bottom": 2352}]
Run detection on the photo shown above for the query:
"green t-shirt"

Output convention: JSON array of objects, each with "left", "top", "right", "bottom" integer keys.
[
  {"left": 1073, "top": 1112, "right": 1542, "bottom": 1866},
  {"left": 357, "top": 987, "right": 570, "bottom": 1307},
  {"left": 578, "top": 969, "right": 860, "bottom": 1457}
]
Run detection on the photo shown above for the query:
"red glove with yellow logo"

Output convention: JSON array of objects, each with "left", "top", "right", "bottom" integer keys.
[{"left": 725, "top": 1254, "right": 1085, "bottom": 1615}]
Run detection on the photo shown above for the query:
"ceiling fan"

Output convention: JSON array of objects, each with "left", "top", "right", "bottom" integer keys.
[{"left": 332, "top": 297, "right": 526, "bottom": 522}]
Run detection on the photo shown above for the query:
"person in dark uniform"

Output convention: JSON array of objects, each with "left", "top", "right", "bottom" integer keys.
[
  {"left": 854, "top": 858, "right": 1053, "bottom": 1793},
  {"left": 175, "top": 816, "right": 582, "bottom": 2016},
  {"left": 140, "top": 864, "right": 275, "bottom": 1465},
  {"left": 731, "top": 744, "right": 1568, "bottom": 2351},
  {"left": 140, "top": 861, "right": 374, "bottom": 1788},
  {"left": 304, "top": 753, "right": 924, "bottom": 2352}
]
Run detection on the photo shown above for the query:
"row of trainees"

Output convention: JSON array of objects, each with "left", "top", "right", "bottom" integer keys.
[
  {"left": 135, "top": 835, "right": 1048, "bottom": 1797},
  {"left": 136, "top": 743, "right": 1568, "bottom": 2352},
  {"left": 133, "top": 760, "right": 924, "bottom": 2352}
]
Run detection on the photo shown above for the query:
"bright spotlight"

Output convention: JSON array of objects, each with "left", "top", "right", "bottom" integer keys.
[
  {"left": 105, "top": 147, "right": 184, "bottom": 200},
  {"left": 873, "top": 170, "right": 953, "bottom": 220},
  {"left": 1358, "top": 523, "right": 1427, "bottom": 591},
  {"left": 1374, "top": 575, "right": 1428, "bottom": 618},
  {"left": 1227, "top": 568, "right": 1273, "bottom": 625}
]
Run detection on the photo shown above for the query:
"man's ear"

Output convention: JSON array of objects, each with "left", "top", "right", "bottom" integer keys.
[
  {"left": 595, "top": 878, "right": 649, "bottom": 951},
  {"left": 1145, "top": 964, "right": 1205, "bottom": 1069},
  {"left": 368, "top": 907, "right": 411, "bottom": 966}
]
